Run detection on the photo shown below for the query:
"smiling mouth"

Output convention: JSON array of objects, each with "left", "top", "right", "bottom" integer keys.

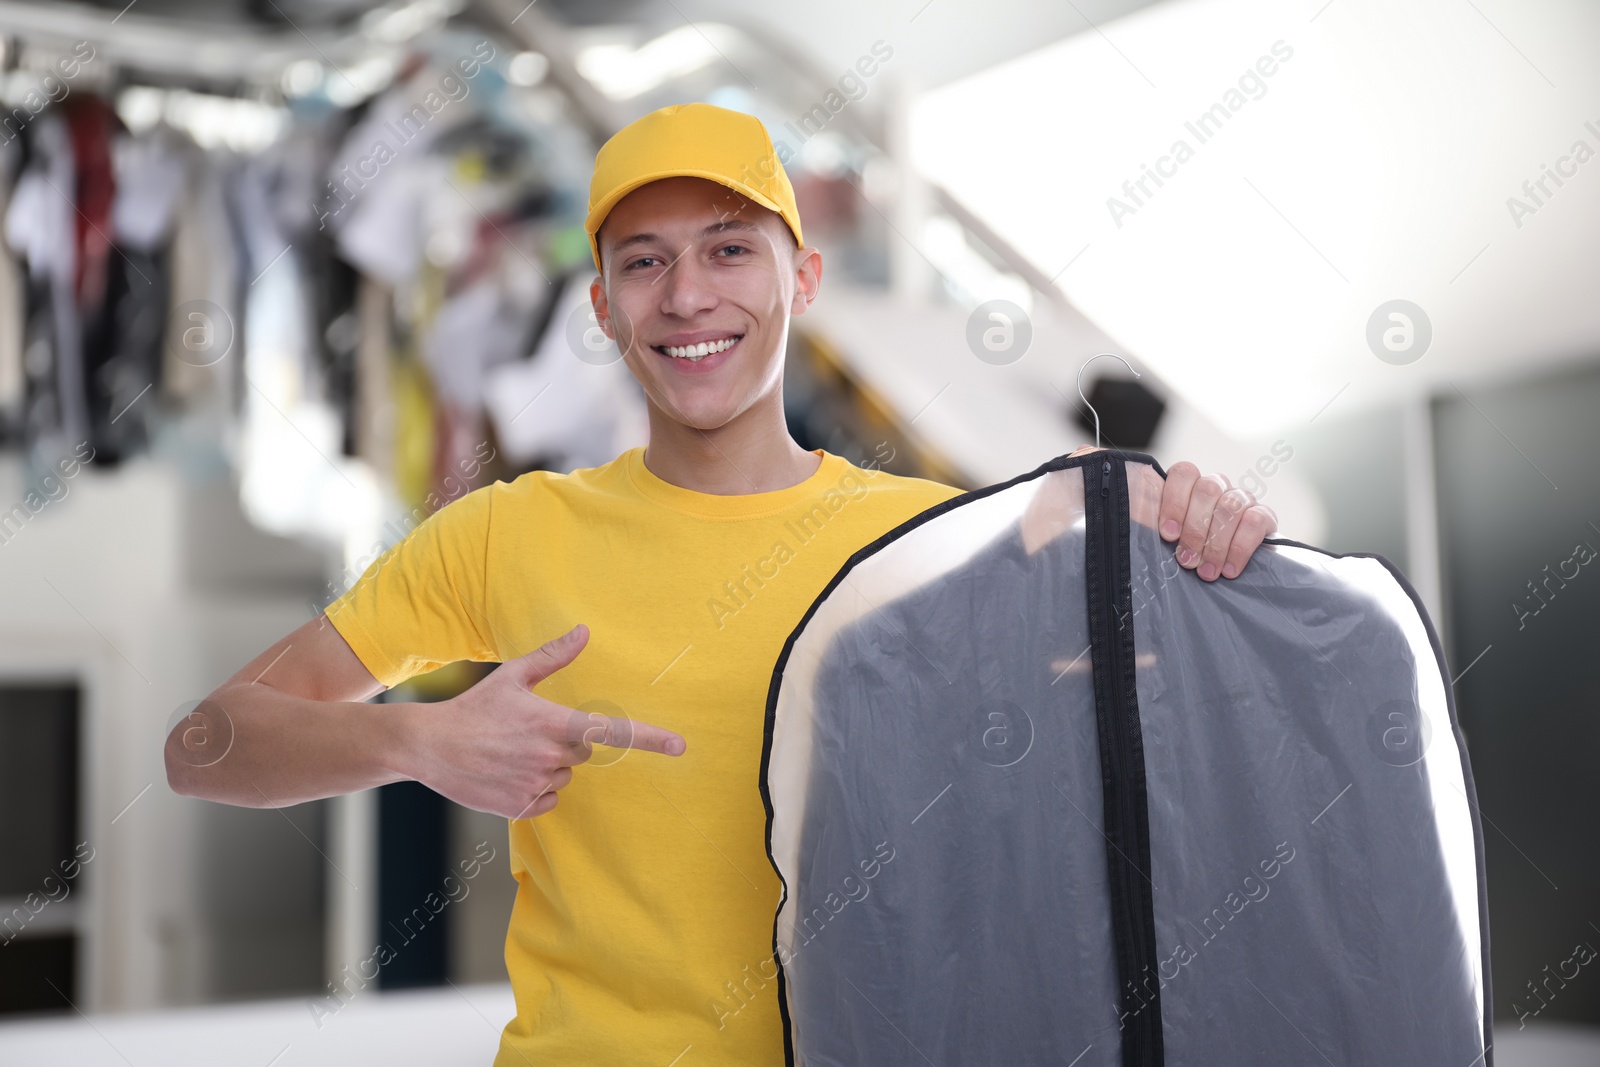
[{"left": 651, "top": 335, "right": 743, "bottom": 362}]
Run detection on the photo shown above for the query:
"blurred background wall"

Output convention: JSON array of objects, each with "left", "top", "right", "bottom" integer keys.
[{"left": 0, "top": 0, "right": 1594, "bottom": 1063}]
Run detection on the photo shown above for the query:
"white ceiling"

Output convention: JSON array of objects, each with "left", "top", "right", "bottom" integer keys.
[
  {"left": 552, "top": 0, "right": 1165, "bottom": 95},
  {"left": 909, "top": 0, "right": 1600, "bottom": 434}
]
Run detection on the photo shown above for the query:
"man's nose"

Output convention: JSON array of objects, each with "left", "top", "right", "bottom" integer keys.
[{"left": 658, "top": 247, "right": 716, "bottom": 317}]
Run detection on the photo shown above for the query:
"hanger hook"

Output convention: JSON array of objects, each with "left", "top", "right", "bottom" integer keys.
[{"left": 1076, "top": 353, "right": 1141, "bottom": 450}]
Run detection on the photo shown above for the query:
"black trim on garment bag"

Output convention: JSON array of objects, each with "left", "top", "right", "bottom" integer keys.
[{"left": 1085, "top": 456, "right": 1165, "bottom": 1067}]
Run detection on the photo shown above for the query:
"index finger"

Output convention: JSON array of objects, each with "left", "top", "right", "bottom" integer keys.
[
  {"left": 569, "top": 709, "right": 686, "bottom": 756},
  {"left": 1157, "top": 460, "right": 1202, "bottom": 542}
]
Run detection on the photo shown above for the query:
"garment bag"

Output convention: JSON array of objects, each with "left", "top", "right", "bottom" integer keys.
[{"left": 759, "top": 450, "right": 1491, "bottom": 1067}]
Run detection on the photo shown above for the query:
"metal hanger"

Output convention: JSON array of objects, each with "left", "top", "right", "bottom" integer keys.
[{"left": 1075, "top": 353, "right": 1140, "bottom": 450}]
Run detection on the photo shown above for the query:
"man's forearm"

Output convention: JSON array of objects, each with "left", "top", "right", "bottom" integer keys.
[{"left": 165, "top": 683, "right": 421, "bottom": 808}]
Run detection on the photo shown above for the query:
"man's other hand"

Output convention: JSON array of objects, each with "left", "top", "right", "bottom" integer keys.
[{"left": 1069, "top": 446, "right": 1279, "bottom": 581}]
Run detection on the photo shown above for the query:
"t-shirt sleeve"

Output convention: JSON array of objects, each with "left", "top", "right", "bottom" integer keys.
[{"left": 324, "top": 484, "right": 499, "bottom": 689}]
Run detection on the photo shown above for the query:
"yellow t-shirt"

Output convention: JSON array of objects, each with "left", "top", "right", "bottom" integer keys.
[{"left": 324, "top": 445, "right": 963, "bottom": 1065}]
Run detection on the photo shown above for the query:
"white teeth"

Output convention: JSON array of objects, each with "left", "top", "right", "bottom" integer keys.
[{"left": 661, "top": 336, "right": 739, "bottom": 360}]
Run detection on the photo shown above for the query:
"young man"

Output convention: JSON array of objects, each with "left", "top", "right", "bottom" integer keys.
[{"left": 167, "top": 103, "right": 1277, "bottom": 1065}]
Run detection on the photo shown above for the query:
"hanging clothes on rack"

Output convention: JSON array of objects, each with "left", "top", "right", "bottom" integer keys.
[
  {"left": 483, "top": 267, "right": 648, "bottom": 474},
  {"left": 5, "top": 109, "right": 88, "bottom": 469},
  {"left": 0, "top": 137, "right": 26, "bottom": 445},
  {"left": 153, "top": 126, "right": 241, "bottom": 414},
  {"left": 315, "top": 34, "right": 590, "bottom": 506},
  {"left": 231, "top": 120, "right": 351, "bottom": 541},
  {"left": 82, "top": 107, "right": 191, "bottom": 466},
  {"left": 0, "top": 25, "right": 604, "bottom": 543}
]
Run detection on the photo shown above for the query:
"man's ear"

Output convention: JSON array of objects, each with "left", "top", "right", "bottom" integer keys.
[
  {"left": 590, "top": 276, "right": 612, "bottom": 340},
  {"left": 791, "top": 246, "right": 822, "bottom": 315}
]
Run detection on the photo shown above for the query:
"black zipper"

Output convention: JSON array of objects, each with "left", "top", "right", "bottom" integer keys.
[{"left": 1087, "top": 455, "right": 1164, "bottom": 1066}]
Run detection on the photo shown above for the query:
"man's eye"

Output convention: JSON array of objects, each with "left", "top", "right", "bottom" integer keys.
[
  {"left": 625, "top": 256, "right": 661, "bottom": 270},
  {"left": 717, "top": 244, "right": 750, "bottom": 258}
]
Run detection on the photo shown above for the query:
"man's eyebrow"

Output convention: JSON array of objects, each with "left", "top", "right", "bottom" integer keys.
[{"left": 608, "top": 218, "right": 764, "bottom": 255}]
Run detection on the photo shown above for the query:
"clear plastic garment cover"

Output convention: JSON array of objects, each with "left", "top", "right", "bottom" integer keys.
[{"left": 758, "top": 451, "right": 1491, "bottom": 1067}]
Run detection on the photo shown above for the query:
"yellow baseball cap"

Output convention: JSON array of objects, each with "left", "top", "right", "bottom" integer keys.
[{"left": 585, "top": 102, "right": 805, "bottom": 272}]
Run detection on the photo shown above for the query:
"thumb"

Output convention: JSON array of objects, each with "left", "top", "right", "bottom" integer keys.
[{"left": 505, "top": 624, "right": 589, "bottom": 688}]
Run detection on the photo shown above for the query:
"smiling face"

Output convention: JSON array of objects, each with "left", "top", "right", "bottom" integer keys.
[{"left": 591, "top": 175, "right": 819, "bottom": 435}]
